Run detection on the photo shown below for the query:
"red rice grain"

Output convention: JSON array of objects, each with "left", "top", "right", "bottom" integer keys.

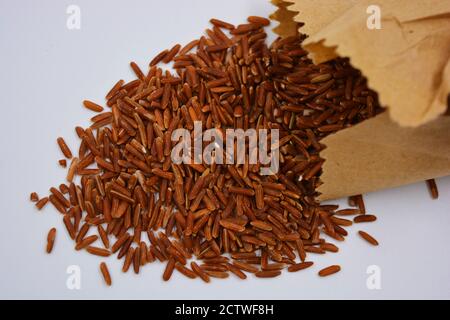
[
  {"left": 122, "top": 247, "right": 135, "bottom": 273},
  {"left": 75, "top": 235, "right": 98, "bottom": 250},
  {"left": 58, "top": 159, "right": 67, "bottom": 168},
  {"left": 209, "top": 18, "right": 235, "bottom": 30},
  {"left": 98, "top": 225, "right": 110, "bottom": 249},
  {"left": 204, "top": 270, "right": 229, "bottom": 279},
  {"left": 162, "top": 44, "right": 181, "bottom": 64},
  {"left": 318, "top": 265, "right": 341, "bottom": 277},
  {"left": 320, "top": 243, "right": 339, "bottom": 253},
  {"left": 426, "top": 179, "right": 439, "bottom": 199},
  {"left": 226, "top": 263, "right": 247, "bottom": 280},
  {"left": 255, "top": 270, "right": 281, "bottom": 278},
  {"left": 83, "top": 100, "right": 104, "bottom": 113},
  {"left": 66, "top": 157, "right": 79, "bottom": 183},
  {"left": 86, "top": 246, "right": 111, "bottom": 257},
  {"left": 174, "top": 263, "right": 197, "bottom": 279},
  {"left": 287, "top": 261, "right": 314, "bottom": 272},
  {"left": 100, "top": 262, "right": 112, "bottom": 286},
  {"left": 130, "top": 62, "right": 145, "bottom": 80},
  {"left": 232, "top": 261, "right": 259, "bottom": 273},
  {"left": 30, "top": 192, "right": 39, "bottom": 202},
  {"left": 358, "top": 231, "right": 379, "bottom": 246},
  {"left": 56, "top": 137, "right": 72, "bottom": 159},
  {"left": 105, "top": 79, "right": 124, "bottom": 100},
  {"left": 247, "top": 16, "right": 271, "bottom": 26},
  {"left": 191, "top": 262, "right": 210, "bottom": 283},
  {"left": 163, "top": 258, "right": 176, "bottom": 281},
  {"left": 46, "top": 228, "right": 56, "bottom": 253},
  {"left": 354, "top": 215, "right": 377, "bottom": 223},
  {"left": 35, "top": 197, "right": 48, "bottom": 210},
  {"left": 48, "top": 195, "right": 66, "bottom": 214},
  {"left": 149, "top": 49, "right": 169, "bottom": 66},
  {"left": 352, "top": 195, "right": 366, "bottom": 214},
  {"left": 335, "top": 208, "right": 360, "bottom": 216}
]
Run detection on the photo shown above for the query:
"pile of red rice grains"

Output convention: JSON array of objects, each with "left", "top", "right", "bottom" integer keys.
[{"left": 32, "top": 16, "right": 385, "bottom": 284}]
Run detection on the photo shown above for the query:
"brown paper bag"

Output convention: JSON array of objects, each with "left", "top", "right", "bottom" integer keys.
[{"left": 270, "top": 0, "right": 450, "bottom": 200}]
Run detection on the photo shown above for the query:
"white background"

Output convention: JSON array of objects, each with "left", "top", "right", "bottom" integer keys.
[{"left": 0, "top": 0, "right": 449, "bottom": 300}]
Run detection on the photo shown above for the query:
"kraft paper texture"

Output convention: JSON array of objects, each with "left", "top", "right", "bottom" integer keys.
[
  {"left": 318, "top": 113, "right": 450, "bottom": 200},
  {"left": 270, "top": 0, "right": 450, "bottom": 200}
]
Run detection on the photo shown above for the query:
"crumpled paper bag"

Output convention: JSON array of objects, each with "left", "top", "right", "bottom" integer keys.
[{"left": 270, "top": 0, "right": 450, "bottom": 200}]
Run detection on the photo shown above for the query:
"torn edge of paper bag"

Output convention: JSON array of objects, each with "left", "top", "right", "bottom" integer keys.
[{"left": 269, "top": 0, "right": 300, "bottom": 38}]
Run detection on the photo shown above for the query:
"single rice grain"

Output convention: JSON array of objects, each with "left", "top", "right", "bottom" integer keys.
[
  {"left": 57, "top": 137, "right": 72, "bottom": 159},
  {"left": 100, "top": 262, "right": 112, "bottom": 286},
  {"left": 83, "top": 100, "right": 104, "bottom": 113},
  {"left": 358, "top": 231, "right": 379, "bottom": 246},
  {"left": 318, "top": 265, "right": 341, "bottom": 277},
  {"left": 46, "top": 228, "right": 56, "bottom": 253}
]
